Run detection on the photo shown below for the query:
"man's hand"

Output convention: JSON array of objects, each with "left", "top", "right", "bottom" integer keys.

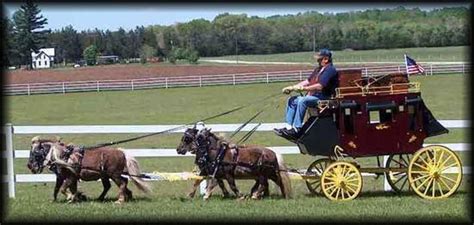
[
  {"left": 293, "top": 85, "right": 304, "bottom": 93},
  {"left": 282, "top": 86, "right": 294, "bottom": 94}
]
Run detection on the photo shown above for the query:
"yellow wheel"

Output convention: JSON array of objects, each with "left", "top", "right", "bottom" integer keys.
[
  {"left": 305, "top": 158, "right": 332, "bottom": 195},
  {"left": 321, "top": 161, "right": 362, "bottom": 201},
  {"left": 408, "top": 145, "right": 462, "bottom": 199}
]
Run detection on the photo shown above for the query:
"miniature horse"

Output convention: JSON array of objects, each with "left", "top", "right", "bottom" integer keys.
[
  {"left": 176, "top": 127, "right": 233, "bottom": 198},
  {"left": 178, "top": 127, "right": 292, "bottom": 200},
  {"left": 27, "top": 136, "right": 150, "bottom": 203}
]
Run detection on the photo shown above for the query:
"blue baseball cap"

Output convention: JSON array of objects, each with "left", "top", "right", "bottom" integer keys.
[{"left": 316, "top": 48, "right": 332, "bottom": 58}]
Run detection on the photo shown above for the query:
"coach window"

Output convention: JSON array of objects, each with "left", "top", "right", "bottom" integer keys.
[
  {"left": 406, "top": 96, "right": 422, "bottom": 131},
  {"left": 367, "top": 101, "right": 396, "bottom": 124},
  {"left": 341, "top": 101, "right": 357, "bottom": 134}
]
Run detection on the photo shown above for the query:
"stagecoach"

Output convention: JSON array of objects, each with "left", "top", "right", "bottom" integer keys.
[{"left": 278, "top": 69, "right": 463, "bottom": 201}]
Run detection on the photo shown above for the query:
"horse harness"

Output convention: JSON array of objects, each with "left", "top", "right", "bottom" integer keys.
[{"left": 195, "top": 131, "right": 271, "bottom": 178}]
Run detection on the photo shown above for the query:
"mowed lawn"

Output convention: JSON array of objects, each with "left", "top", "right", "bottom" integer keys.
[
  {"left": 202, "top": 46, "right": 469, "bottom": 63},
  {"left": 3, "top": 73, "right": 470, "bottom": 223}
]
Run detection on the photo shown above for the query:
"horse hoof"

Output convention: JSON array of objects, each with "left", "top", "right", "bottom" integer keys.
[
  {"left": 187, "top": 193, "right": 195, "bottom": 198},
  {"left": 114, "top": 200, "right": 124, "bottom": 204}
]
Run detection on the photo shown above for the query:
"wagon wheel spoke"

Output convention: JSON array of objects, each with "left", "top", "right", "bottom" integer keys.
[
  {"left": 391, "top": 173, "right": 407, "bottom": 185},
  {"left": 437, "top": 180, "right": 445, "bottom": 196},
  {"left": 423, "top": 178, "right": 433, "bottom": 196}
]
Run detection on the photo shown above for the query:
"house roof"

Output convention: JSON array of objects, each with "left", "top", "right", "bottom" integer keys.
[{"left": 31, "top": 48, "right": 55, "bottom": 58}]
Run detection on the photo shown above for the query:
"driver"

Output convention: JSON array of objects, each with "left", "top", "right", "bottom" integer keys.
[{"left": 274, "top": 48, "right": 338, "bottom": 139}]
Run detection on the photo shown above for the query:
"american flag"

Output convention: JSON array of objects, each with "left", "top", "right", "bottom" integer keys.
[{"left": 405, "top": 54, "right": 425, "bottom": 75}]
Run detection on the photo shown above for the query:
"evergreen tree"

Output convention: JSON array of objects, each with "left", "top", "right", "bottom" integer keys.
[{"left": 12, "top": 1, "right": 50, "bottom": 69}]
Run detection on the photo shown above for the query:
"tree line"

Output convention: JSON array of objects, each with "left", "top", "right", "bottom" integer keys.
[{"left": 3, "top": 3, "right": 470, "bottom": 68}]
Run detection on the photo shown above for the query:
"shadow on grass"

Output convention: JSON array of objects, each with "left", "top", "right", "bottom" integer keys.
[{"left": 301, "top": 189, "right": 469, "bottom": 200}]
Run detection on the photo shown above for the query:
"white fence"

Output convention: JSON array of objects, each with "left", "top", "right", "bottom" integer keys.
[
  {"left": 2, "top": 121, "right": 470, "bottom": 198},
  {"left": 4, "top": 63, "right": 470, "bottom": 96}
]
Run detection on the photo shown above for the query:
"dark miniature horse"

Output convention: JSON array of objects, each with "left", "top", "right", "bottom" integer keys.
[
  {"left": 178, "top": 128, "right": 292, "bottom": 200},
  {"left": 176, "top": 127, "right": 233, "bottom": 198},
  {"left": 27, "top": 136, "right": 150, "bottom": 204}
]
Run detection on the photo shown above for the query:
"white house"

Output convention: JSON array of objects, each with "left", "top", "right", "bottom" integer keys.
[{"left": 31, "top": 48, "right": 55, "bottom": 69}]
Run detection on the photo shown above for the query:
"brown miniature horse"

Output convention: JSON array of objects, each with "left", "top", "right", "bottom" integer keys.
[
  {"left": 178, "top": 128, "right": 292, "bottom": 200},
  {"left": 27, "top": 136, "right": 151, "bottom": 203}
]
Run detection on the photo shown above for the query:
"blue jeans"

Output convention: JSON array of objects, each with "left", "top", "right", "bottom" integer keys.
[{"left": 285, "top": 94, "right": 322, "bottom": 129}]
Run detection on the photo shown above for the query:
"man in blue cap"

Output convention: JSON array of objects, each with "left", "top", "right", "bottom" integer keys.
[{"left": 274, "top": 48, "right": 338, "bottom": 139}]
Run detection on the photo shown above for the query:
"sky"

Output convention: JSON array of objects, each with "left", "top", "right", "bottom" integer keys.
[{"left": 3, "top": 3, "right": 471, "bottom": 32}]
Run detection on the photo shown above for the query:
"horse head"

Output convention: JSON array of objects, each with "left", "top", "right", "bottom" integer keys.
[
  {"left": 27, "top": 136, "right": 61, "bottom": 174},
  {"left": 176, "top": 127, "right": 199, "bottom": 155}
]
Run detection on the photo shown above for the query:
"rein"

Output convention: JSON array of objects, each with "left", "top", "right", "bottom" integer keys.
[{"left": 82, "top": 91, "right": 281, "bottom": 150}]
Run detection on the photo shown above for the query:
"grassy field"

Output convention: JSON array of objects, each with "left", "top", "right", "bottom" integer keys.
[
  {"left": 202, "top": 46, "right": 470, "bottom": 63},
  {"left": 2, "top": 73, "right": 471, "bottom": 223}
]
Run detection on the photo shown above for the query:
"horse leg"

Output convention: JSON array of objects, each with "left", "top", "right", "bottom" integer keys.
[
  {"left": 224, "top": 174, "right": 241, "bottom": 199},
  {"left": 67, "top": 178, "right": 79, "bottom": 203},
  {"left": 188, "top": 179, "right": 201, "bottom": 198},
  {"left": 97, "top": 178, "right": 111, "bottom": 201},
  {"left": 60, "top": 178, "right": 74, "bottom": 201},
  {"left": 203, "top": 178, "right": 218, "bottom": 200},
  {"left": 111, "top": 176, "right": 127, "bottom": 204},
  {"left": 252, "top": 176, "right": 267, "bottom": 200},
  {"left": 53, "top": 176, "right": 64, "bottom": 202},
  {"left": 217, "top": 179, "right": 230, "bottom": 198}
]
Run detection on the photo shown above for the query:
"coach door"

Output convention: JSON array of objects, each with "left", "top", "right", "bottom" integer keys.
[{"left": 365, "top": 101, "right": 399, "bottom": 154}]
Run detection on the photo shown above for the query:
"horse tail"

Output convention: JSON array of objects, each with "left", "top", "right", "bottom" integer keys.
[
  {"left": 275, "top": 153, "right": 292, "bottom": 199},
  {"left": 121, "top": 149, "right": 151, "bottom": 194}
]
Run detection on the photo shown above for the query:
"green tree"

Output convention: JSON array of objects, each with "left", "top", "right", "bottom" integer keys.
[
  {"left": 83, "top": 45, "right": 98, "bottom": 65},
  {"left": 139, "top": 44, "right": 156, "bottom": 64},
  {"left": 12, "top": 1, "right": 50, "bottom": 69}
]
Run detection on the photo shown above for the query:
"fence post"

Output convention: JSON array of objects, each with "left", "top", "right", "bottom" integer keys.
[
  {"left": 4, "top": 123, "right": 16, "bottom": 198},
  {"left": 62, "top": 82, "right": 66, "bottom": 94},
  {"left": 364, "top": 67, "right": 368, "bottom": 77},
  {"left": 233, "top": 74, "right": 236, "bottom": 85},
  {"left": 199, "top": 76, "right": 202, "bottom": 87},
  {"left": 299, "top": 71, "right": 302, "bottom": 81},
  {"left": 430, "top": 64, "right": 433, "bottom": 76},
  {"left": 397, "top": 66, "right": 401, "bottom": 73},
  {"left": 131, "top": 80, "right": 134, "bottom": 91},
  {"left": 462, "top": 64, "right": 465, "bottom": 75},
  {"left": 165, "top": 78, "right": 168, "bottom": 89},
  {"left": 266, "top": 73, "right": 269, "bottom": 83},
  {"left": 27, "top": 84, "right": 31, "bottom": 96},
  {"left": 383, "top": 156, "right": 391, "bottom": 192},
  {"left": 96, "top": 81, "right": 100, "bottom": 92}
]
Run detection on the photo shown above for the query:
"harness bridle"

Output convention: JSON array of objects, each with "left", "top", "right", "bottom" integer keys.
[{"left": 30, "top": 142, "right": 50, "bottom": 173}]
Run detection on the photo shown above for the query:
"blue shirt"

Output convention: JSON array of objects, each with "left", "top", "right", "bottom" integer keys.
[{"left": 307, "top": 63, "right": 338, "bottom": 98}]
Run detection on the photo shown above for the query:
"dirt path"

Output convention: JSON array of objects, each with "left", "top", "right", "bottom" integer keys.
[{"left": 6, "top": 64, "right": 313, "bottom": 84}]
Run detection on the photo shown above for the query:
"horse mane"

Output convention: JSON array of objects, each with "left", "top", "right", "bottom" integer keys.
[{"left": 31, "top": 135, "right": 63, "bottom": 144}]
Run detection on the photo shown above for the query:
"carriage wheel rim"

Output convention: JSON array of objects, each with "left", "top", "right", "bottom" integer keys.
[
  {"left": 408, "top": 145, "right": 462, "bottom": 199},
  {"left": 321, "top": 162, "right": 362, "bottom": 201},
  {"left": 305, "top": 158, "right": 332, "bottom": 195}
]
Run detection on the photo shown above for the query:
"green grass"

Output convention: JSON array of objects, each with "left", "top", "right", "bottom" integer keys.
[
  {"left": 3, "top": 73, "right": 470, "bottom": 223},
  {"left": 202, "top": 46, "right": 469, "bottom": 63},
  {"left": 4, "top": 74, "right": 468, "bottom": 125}
]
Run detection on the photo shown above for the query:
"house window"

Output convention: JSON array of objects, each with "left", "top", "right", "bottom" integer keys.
[
  {"left": 45, "top": 60, "right": 48, "bottom": 66},
  {"left": 38, "top": 61, "right": 41, "bottom": 66}
]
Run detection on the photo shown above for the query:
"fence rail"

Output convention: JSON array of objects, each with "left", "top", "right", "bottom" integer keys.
[
  {"left": 2, "top": 121, "right": 469, "bottom": 198},
  {"left": 4, "top": 63, "right": 470, "bottom": 96}
]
